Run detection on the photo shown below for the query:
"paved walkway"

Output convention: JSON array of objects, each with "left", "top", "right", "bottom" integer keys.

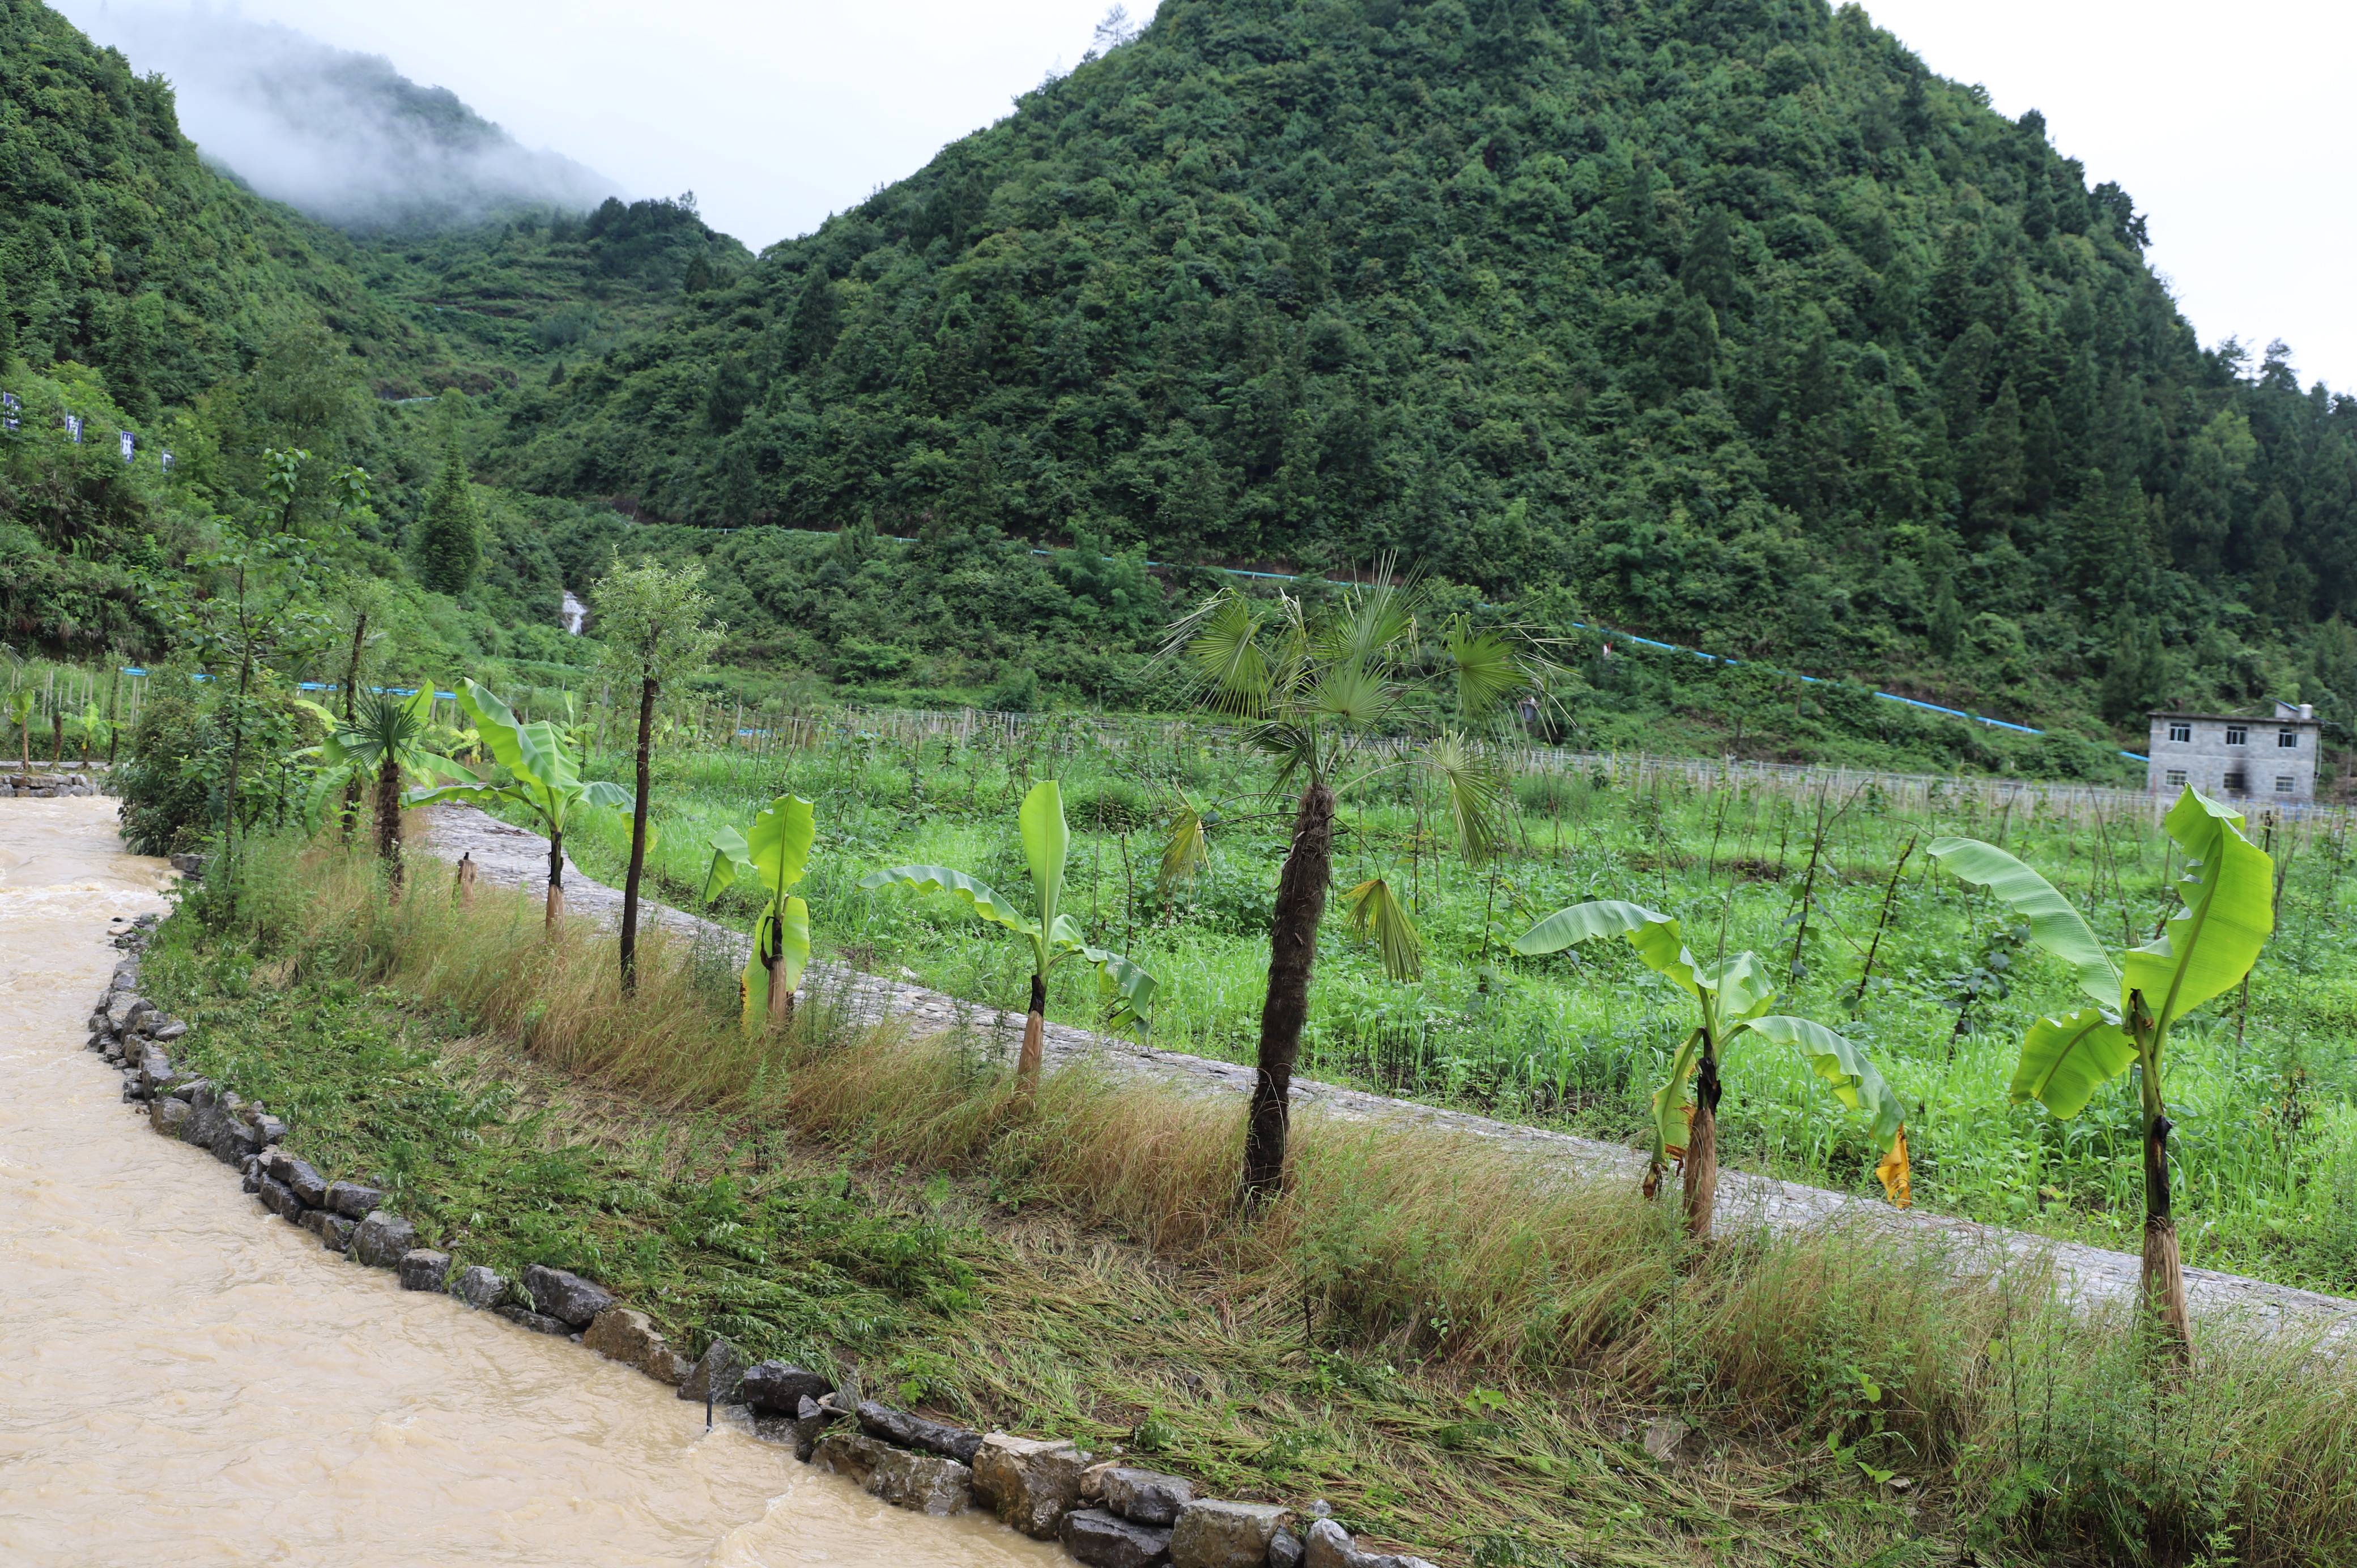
[{"left": 419, "top": 804, "right": 2357, "bottom": 1337}]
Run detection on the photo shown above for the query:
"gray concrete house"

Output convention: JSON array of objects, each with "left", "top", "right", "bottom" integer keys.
[{"left": 2146, "top": 702, "right": 2319, "bottom": 801}]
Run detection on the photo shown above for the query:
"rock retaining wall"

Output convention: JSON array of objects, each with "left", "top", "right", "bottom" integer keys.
[{"left": 85, "top": 913, "right": 1432, "bottom": 1568}]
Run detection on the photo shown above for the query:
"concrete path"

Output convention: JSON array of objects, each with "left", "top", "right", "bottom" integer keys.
[{"left": 419, "top": 804, "right": 2357, "bottom": 1337}]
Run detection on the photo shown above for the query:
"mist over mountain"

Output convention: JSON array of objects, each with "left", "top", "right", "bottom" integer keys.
[{"left": 59, "top": 2, "right": 617, "bottom": 231}]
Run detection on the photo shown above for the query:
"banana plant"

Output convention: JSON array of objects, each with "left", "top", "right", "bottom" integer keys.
[
  {"left": 701, "top": 795, "right": 816, "bottom": 1033},
  {"left": 1929, "top": 786, "right": 2273, "bottom": 1364},
  {"left": 406, "top": 679, "right": 632, "bottom": 929},
  {"left": 73, "top": 700, "right": 112, "bottom": 762},
  {"left": 860, "top": 779, "right": 1155, "bottom": 1094},
  {"left": 1512, "top": 900, "right": 1911, "bottom": 1240}
]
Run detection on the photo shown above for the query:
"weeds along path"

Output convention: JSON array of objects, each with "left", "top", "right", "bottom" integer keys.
[{"left": 420, "top": 803, "right": 2357, "bottom": 1340}]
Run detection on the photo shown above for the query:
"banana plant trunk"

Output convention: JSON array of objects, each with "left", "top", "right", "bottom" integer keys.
[
  {"left": 619, "top": 674, "right": 657, "bottom": 994},
  {"left": 546, "top": 830, "right": 566, "bottom": 930},
  {"left": 1685, "top": 1047, "right": 1723, "bottom": 1241},
  {"left": 1243, "top": 782, "right": 1335, "bottom": 1204},
  {"left": 768, "top": 948, "right": 795, "bottom": 1026},
  {"left": 375, "top": 750, "right": 403, "bottom": 893},
  {"left": 2136, "top": 994, "right": 2192, "bottom": 1365},
  {"left": 1016, "top": 972, "right": 1046, "bottom": 1090}
]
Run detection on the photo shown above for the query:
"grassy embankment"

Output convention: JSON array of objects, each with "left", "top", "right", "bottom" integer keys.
[
  {"left": 525, "top": 714, "right": 2357, "bottom": 1297},
  {"left": 142, "top": 829, "right": 2357, "bottom": 1567}
]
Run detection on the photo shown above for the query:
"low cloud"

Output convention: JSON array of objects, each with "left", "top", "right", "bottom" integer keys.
[{"left": 61, "top": 2, "right": 618, "bottom": 231}]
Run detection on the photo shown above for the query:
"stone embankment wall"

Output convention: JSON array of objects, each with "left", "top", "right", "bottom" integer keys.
[{"left": 86, "top": 912, "right": 1433, "bottom": 1568}]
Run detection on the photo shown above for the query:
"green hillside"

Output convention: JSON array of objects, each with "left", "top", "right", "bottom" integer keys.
[{"left": 494, "top": 0, "right": 2357, "bottom": 748}]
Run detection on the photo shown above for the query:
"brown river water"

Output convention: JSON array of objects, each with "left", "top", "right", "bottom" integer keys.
[{"left": 0, "top": 796, "right": 1060, "bottom": 1567}]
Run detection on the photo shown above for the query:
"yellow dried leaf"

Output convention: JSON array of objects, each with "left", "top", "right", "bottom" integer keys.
[{"left": 1876, "top": 1126, "right": 1912, "bottom": 1209}]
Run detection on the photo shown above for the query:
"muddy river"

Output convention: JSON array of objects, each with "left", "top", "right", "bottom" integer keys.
[{"left": 0, "top": 796, "right": 1058, "bottom": 1567}]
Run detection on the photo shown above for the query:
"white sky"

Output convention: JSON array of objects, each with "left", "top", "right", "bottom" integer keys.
[{"left": 67, "top": 0, "right": 2352, "bottom": 393}]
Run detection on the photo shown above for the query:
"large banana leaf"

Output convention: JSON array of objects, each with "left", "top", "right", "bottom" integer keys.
[
  {"left": 1740, "top": 1014, "right": 1912, "bottom": 1207},
  {"left": 2121, "top": 787, "right": 2275, "bottom": 1030},
  {"left": 1512, "top": 900, "right": 1699, "bottom": 998},
  {"left": 860, "top": 864, "right": 1040, "bottom": 937},
  {"left": 2009, "top": 1005, "right": 2139, "bottom": 1117},
  {"left": 702, "top": 824, "right": 754, "bottom": 902},
  {"left": 746, "top": 795, "right": 816, "bottom": 899},
  {"left": 1695, "top": 949, "right": 1776, "bottom": 1023},
  {"left": 1078, "top": 944, "right": 1158, "bottom": 1034},
  {"left": 1019, "top": 781, "right": 1069, "bottom": 932},
  {"left": 1742, "top": 1015, "right": 1907, "bottom": 1146},
  {"left": 1927, "top": 836, "right": 2120, "bottom": 1006},
  {"left": 742, "top": 896, "right": 812, "bottom": 1030},
  {"left": 1041, "top": 914, "right": 1159, "bottom": 1033},
  {"left": 1650, "top": 1026, "right": 1708, "bottom": 1166}
]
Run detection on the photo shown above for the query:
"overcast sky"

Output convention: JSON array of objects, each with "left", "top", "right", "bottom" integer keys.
[{"left": 64, "top": 0, "right": 2353, "bottom": 393}]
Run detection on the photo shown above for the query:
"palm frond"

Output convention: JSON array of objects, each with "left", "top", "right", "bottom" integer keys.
[
  {"left": 1159, "top": 796, "right": 1214, "bottom": 889},
  {"left": 1169, "top": 590, "right": 1271, "bottom": 715},
  {"left": 1444, "top": 618, "right": 1533, "bottom": 723},
  {"left": 1345, "top": 875, "right": 1424, "bottom": 981},
  {"left": 1311, "top": 657, "right": 1390, "bottom": 728},
  {"left": 1426, "top": 729, "right": 1511, "bottom": 862}
]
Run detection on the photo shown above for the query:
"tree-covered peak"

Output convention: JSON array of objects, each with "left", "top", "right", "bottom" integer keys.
[{"left": 502, "top": 0, "right": 2353, "bottom": 735}]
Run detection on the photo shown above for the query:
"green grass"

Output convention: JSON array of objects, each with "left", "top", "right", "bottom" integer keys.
[
  {"left": 143, "top": 826, "right": 2357, "bottom": 1567},
  {"left": 526, "top": 716, "right": 2357, "bottom": 1298}
]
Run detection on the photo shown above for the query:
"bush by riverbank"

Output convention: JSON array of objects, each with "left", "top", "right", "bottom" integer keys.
[{"left": 141, "top": 830, "right": 2357, "bottom": 1566}]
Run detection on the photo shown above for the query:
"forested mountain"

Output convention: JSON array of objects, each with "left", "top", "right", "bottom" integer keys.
[
  {"left": 56, "top": 2, "right": 615, "bottom": 232},
  {"left": 498, "top": 0, "right": 2357, "bottom": 736}
]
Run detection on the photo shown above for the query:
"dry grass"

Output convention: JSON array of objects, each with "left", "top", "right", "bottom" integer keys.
[{"left": 223, "top": 838, "right": 2357, "bottom": 1566}]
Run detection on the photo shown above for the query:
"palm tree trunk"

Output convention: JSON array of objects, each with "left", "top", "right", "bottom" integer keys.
[
  {"left": 1684, "top": 1050, "right": 1722, "bottom": 1241},
  {"left": 1016, "top": 972, "right": 1046, "bottom": 1092},
  {"left": 619, "top": 675, "right": 657, "bottom": 992},
  {"left": 546, "top": 829, "right": 565, "bottom": 931},
  {"left": 375, "top": 752, "right": 402, "bottom": 892},
  {"left": 1243, "top": 782, "right": 1335, "bottom": 1204}
]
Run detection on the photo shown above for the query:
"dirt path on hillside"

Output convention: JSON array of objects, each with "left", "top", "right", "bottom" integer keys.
[{"left": 419, "top": 804, "right": 2357, "bottom": 1339}]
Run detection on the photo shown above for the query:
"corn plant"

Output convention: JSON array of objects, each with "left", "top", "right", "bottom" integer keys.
[
  {"left": 1512, "top": 900, "right": 1909, "bottom": 1240},
  {"left": 701, "top": 794, "right": 815, "bottom": 1032},
  {"left": 1929, "top": 786, "right": 2273, "bottom": 1363},
  {"left": 861, "top": 778, "right": 1154, "bottom": 1093},
  {"left": 407, "top": 680, "right": 632, "bottom": 928}
]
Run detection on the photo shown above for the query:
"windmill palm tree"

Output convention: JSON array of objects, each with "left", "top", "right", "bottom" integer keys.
[
  {"left": 314, "top": 688, "right": 454, "bottom": 891},
  {"left": 1163, "top": 574, "right": 1551, "bottom": 1203}
]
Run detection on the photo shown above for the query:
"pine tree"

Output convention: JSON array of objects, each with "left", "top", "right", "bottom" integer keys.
[{"left": 416, "top": 445, "right": 483, "bottom": 596}]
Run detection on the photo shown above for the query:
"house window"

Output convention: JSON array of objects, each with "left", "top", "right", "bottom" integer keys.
[
  {"left": 2225, "top": 726, "right": 2248, "bottom": 747},
  {"left": 2224, "top": 771, "right": 2248, "bottom": 792},
  {"left": 2276, "top": 776, "right": 2296, "bottom": 794},
  {"left": 2279, "top": 728, "right": 2300, "bottom": 748},
  {"left": 2165, "top": 769, "right": 2188, "bottom": 787},
  {"left": 2168, "top": 722, "right": 2192, "bottom": 743}
]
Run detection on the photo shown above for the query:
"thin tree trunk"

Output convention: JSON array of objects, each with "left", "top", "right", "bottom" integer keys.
[
  {"left": 224, "top": 648, "right": 251, "bottom": 897},
  {"left": 375, "top": 752, "right": 402, "bottom": 893},
  {"left": 1685, "top": 1048, "right": 1722, "bottom": 1241},
  {"left": 1243, "top": 782, "right": 1335, "bottom": 1204},
  {"left": 1016, "top": 972, "right": 1046, "bottom": 1092},
  {"left": 339, "top": 613, "right": 367, "bottom": 842},
  {"left": 620, "top": 675, "right": 657, "bottom": 992},
  {"left": 546, "top": 828, "right": 565, "bottom": 931}
]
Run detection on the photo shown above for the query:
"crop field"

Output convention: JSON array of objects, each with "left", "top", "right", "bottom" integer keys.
[{"left": 501, "top": 709, "right": 2357, "bottom": 1297}]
